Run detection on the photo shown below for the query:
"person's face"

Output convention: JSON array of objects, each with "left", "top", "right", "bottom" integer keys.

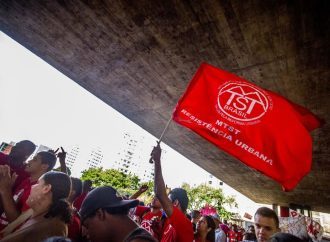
[
  {"left": 151, "top": 197, "right": 161, "bottom": 208},
  {"left": 25, "top": 154, "right": 47, "bottom": 174},
  {"left": 26, "top": 178, "right": 50, "bottom": 207},
  {"left": 248, "top": 226, "right": 255, "bottom": 233},
  {"left": 82, "top": 209, "right": 110, "bottom": 242},
  {"left": 193, "top": 213, "right": 201, "bottom": 223},
  {"left": 196, "top": 216, "right": 210, "bottom": 234},
  {"left": 254, "top": 214, "right": 279, "bottom": 242}
]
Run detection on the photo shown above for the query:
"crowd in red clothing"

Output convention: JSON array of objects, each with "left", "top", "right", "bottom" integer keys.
[{"left": 0, "top": 140, "right": 306, "bottom": 242}]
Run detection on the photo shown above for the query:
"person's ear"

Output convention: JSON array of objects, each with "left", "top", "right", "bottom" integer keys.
[
  {"left": 43, "top": 184, "right": 52, "bottom": 194},
  {"left": 207, "top": 227, "right": 211, "bottom": 232},
  {"left": 41, "top": 163, "right": 49, "bottom": 172},
  {"left": 173, "top": 199, "right": 179, "bottom": 207},
  {"left": 96, "top": 209, "right": 106, "bottom": 221}
]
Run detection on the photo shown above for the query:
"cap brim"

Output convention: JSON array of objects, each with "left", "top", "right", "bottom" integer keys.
[{"left": 106, "top": 199, "right": 139, "bottom": 209}]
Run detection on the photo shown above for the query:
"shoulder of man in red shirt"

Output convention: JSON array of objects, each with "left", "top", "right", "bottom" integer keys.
[
  {"left": 0, "top": 153, "right": 9, "bottom": 164},
  {"left": 142, "top": 210, "right": 162, "bottom": 220},
  {"left": 0, "top": 178, "right": 35, "bottom": 231},
  {"left": 14, "top": 178, "right": 36, "bottom": 212},
  {"left": 73, "top": 192, "right": 88, "bottom": 211},
  {"left": 68, "top": 210, "right": 81, "bottom": 242},
  {"left": 0, "top": 152, "right": 29, "bottom": 189},
  {"left": 161, "top": 206, "right": 194, "bottom": 242},
  {"left": 134, "top": 205, "right": 151, "bottom": 218}
]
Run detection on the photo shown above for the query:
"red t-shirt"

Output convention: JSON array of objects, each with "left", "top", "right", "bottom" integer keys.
[
  {"left": 68, "top": 210, "right": 81, "bottom": 242},
  {"left": 236, "top": 231, "right": 243, "bottom": 241},
  {"left": 73, "top": 192, "right": 88, "bottom": 211},
  {"left": 140, "top": 210, "right": 163, "bottom": 237},
  {"left": 228, "top": 230, "right": 238, "bottom": 242},
  {"left": 161, "top": 207, "right": 194, "bottom": 242},
  {"left": 0, "top": 178, "right": 35, "bottom": 230},
  {"left": 0, "top": 153, "right": 29, "bottom": 189},
  {"left": 131, "top": 205, "right": 151, "bottom": 225}
]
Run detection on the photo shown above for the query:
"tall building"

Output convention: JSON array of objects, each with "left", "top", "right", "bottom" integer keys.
[
  {"left": 108, "top": 132, "right": 154, "bottom": 182},
  {"left": 87, "top": 147, "right": 104, "bottom": 168},
  {"left": 65, "top": 145, "right": 80, "bottom": 171},
  {"left": 65, "top": 145, "right": 104, "bottom": 177}
]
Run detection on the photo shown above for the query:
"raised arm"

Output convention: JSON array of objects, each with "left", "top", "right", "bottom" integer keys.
[
  {"left": 129, "top": 184, "right": 148, "bottom": 199},
  {"left": 0, "top": 165, "right": 20, "bottom": 222},
  {"left": 151, "top": 143, "right": 173, "bottom": 217},
  {"left": 57, "top": 147, "right": 67, "bottom": 174}
]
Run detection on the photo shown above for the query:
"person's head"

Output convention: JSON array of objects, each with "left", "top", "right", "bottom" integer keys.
[
  {"left": 151, "top": 197, "right": 161, "bottom": 209},
  {"left": 196, "top": 215, "right": 216, "bottom": 242},
  {"left": 254, "top": 207, "right": 280, "bottom": 242},
  {"left": 191, "top": 210, "right": 201, "bottom": 223},
  {"left": 232, "top": 224, "right": 238, "bottom": 232},
  {"left": 168, "top": 188, "right": 189, "bottom": 212},
  {"left": 82, "top": 179, "right": 93, "bottom": 192},
  {"left": 8, "top": 140, "right": 36, "bottom": 165},
  {"left": 79, "top": 186, "right": 139, "bottom": 242},
  {"left": 211, "top": 213, "right": 220, "bottom": 227},
  {"left": 68, "top": 177, "right": 83, "bottom": 203},
  {"left": 270, "top": 232, "right": 304, "bottom": 242},
  {"left": 248, "top": 224, "right": 255, "bottom": 233},
  {"left": 27, "top": 171, "right": 72, "bottom": 223},
  {"left": 25, "top": 151, "right": 57, "bottom": 176}
]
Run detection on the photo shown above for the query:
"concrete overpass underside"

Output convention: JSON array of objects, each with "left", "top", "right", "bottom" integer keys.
[{"left": 0, "top": 0, "right": 329, "bottom": 212}]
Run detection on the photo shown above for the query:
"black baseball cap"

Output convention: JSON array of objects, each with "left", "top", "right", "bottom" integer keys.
[{"left": 79, "top": 186, "right": 139, "bottom": 222}]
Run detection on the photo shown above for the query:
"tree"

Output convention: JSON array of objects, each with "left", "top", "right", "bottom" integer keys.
[
  {"left": 181, "top": 183, "right": 237, "bottom": 220},
  {"left": 81, "top": 167, "right": 141, "bottom": 196}
]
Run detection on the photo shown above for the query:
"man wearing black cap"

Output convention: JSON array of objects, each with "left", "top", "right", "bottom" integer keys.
[
  {"left": 151, "top": 143, "right": 194, "bottom": 242},
  {"left": 79, "top": 186, "right": 157, "bottom": 242}
]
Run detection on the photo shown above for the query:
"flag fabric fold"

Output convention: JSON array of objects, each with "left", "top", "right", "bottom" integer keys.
[{"left": 172, "top": 63, "right": 321, "bottom": 191}]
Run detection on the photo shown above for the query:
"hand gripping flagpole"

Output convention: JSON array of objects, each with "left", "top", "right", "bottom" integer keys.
[{"left": 149, "top": 118, "right": 172, "bottom": 163}]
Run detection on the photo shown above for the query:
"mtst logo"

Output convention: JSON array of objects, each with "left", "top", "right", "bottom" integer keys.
[{"left": 217, "top": 82, "right": 272, "bottom": 124}]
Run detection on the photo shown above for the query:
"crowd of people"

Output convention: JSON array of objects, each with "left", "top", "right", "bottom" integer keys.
[{"left": 0, "top": 140, "right": 308, "bottom": 242}]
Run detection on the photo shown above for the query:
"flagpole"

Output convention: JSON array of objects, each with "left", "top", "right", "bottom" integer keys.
[{"left": 149, "top": 118, "right": 172, "bottom": 163}]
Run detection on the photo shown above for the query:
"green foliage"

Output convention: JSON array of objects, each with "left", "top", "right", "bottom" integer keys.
[
  {"left": 80, "top": 168, "right": 237, "bottom": 220},
  {"left": 81, "top": 167, "right": 141, "bottom": 195},
  {"left": 181, "top": 183, "right": 237, "bottom": 220}
]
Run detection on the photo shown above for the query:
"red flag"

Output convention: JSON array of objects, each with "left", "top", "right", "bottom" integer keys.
[{"left": 172, "top": 63, "right": 321, "bottom": 191}]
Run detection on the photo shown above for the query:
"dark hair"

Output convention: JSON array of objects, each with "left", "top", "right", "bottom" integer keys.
[
  {"left": 43, "top": 171, "right": 72, "bottom": 223},
  {"left": 38, "top": 151, "right": 57, "bottom": 171},
  {"left": 169, "top": 188, "right": 189, "bottom": 212},
  {"left": 270, "top": 232, "right": 305, "bottom": 242},
  {"left": 19, "top": 140, "right": 36, "bottom": 155},
  {"left": 205, "top": 215, "right": 216, "bottom": 242},
  {"left": 191, "top": 210, "right": 201, "bottom": 219},
  {"left": 82, "top": 180, "right": 93, "bottom": 191},
  {"left": 70, "top": 177, "right": 83, "bottom": 200},
  {"left": 255, "top": 207, "right": 279, "bottom": 229}
]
